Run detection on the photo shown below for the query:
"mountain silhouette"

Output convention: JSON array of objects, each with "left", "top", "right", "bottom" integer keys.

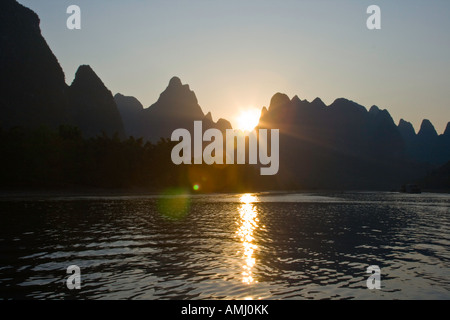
[
  {"left": 258, "top": 94, "right": 423, "bottom": 189},
  {"left": 260, "top": 95, "right": 404, "bottom": 159},
  {"left": 115, "top": 77, "right": 231, "bottom": 141},
  {"left": 1, "top": 0, "right": 449, "bottom": 191},
  {"left": 114, "top": 93, "right": 145, "bottom": 139},
  {"left": 398, "top": 119, "right": 450, "bottom": 166},
  {"left": 68, "top": 65, "right": 125, "bottom": 138},
  {"left": 444, "top": 123, "right": 450, "bottom": 137},
  {"left": 0, "top": 0, "right": 70, "bottom": 129},
  {"left": 0, "top": 0, "right": 124, "bottom": 138},
  {"left": 398, "top": 119, "right": 416, "bottom": 141}
]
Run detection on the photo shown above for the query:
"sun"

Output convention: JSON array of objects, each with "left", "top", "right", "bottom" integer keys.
[{"left": 236, "top": 109, "right": 261, "bottom": 132}]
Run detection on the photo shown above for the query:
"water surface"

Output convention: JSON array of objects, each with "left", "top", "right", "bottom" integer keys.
[{"left": 0, "top": 192, "right": 448, "bottom": 299}]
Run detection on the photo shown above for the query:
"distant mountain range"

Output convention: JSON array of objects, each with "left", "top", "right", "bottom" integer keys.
[
  {"left": 256, "top": 94, "right": 446, "bottom": 189},
  {"left": 1, "top": 0, "right": 449, "bottom": 190}
]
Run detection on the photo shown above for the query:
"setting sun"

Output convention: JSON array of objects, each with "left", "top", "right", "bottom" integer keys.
[{"left": 236, "top": 109, "right": 261, "bottom": 132}]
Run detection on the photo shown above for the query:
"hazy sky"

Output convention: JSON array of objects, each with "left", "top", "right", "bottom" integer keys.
[{"left": 18, "top": 0, "right": 450, "bottom": 133}]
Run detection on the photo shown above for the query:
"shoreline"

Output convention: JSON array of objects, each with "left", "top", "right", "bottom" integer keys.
[{"left": 0, "top": 187, "right": 448, "bottom": 199}]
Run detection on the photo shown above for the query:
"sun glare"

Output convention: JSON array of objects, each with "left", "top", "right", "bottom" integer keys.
[
  {"left": 237, "top": 194, "right": 259, "bottom": 285},
  {"left": 236, "top": 109, "right": 261, "bottom": 132}
]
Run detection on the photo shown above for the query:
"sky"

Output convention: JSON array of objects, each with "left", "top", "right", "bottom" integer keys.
[{"left": 18, "top": 0, "right": 450, "bottom": 133}]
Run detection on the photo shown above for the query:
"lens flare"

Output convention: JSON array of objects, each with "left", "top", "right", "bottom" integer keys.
[{"left": 157, "top": 188, "right": 190, "bottom": 220}]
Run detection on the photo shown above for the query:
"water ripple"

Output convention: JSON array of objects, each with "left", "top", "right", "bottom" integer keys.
[{"left": 0, "top": 192, "right": 448, "bottom": 299}]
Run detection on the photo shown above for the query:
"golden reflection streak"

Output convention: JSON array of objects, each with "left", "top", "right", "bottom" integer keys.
[{"left": 237, "top": 194, "right": 259, "bottom": 285}]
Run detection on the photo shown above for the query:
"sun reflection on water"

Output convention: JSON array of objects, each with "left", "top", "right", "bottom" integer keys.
[{"left": 237, "top": 194, "right": 259, "bottom": 285}]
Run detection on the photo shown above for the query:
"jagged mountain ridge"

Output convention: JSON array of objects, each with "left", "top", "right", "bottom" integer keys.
[
  {"left": 259, "top": 94, "right": 405, "bottom": 160},
  {"left": 398, "top": 118, "right": 450, "bottom": 166},
  {"left": 257, "top": 94, "right": 413, "bottom": 189},
  {"left": 115, "top": 77, "right": 232, "bottom": 142},
  {"left": 1, "top": 0, "right": 449, "bottom": 190},
  {"left": 0, "top": 0, "right": 125, "bottom": 138},
  {"left": 117, "top": 83, "right": 448, "bottom": 188},
  {"left": 0, "top": 0, "right": 69, "bottom": 128},
  {"left": 68, "top": 65, "right": 125, "bottom": 138}
]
